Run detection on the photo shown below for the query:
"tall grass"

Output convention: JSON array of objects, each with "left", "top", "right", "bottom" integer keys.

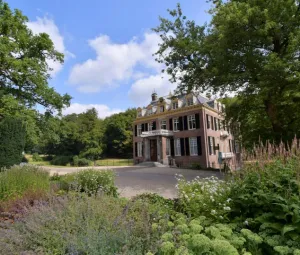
[{"left": 0, "top": 165, "right": 50, "bottom": 202}]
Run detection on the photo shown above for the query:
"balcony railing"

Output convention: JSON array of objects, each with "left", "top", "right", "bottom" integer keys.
[{"left": 141, "top": 129, "right": 174, "bottom": 137}]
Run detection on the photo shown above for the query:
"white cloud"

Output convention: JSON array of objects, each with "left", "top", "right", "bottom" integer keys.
[
  {"left": 62, "top": 103, "right": 123, "bottom": 119},
  {"left": 68, "top": 32, "right": 162, "bottom": 93},
  {"left": 27, "top": 16, "right": 74, "bottom": 76},
  {"left": 128, "top": 74, "right": 177, "bottom": 106}
]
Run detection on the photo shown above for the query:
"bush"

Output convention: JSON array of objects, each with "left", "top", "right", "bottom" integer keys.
[
  {"left": 51, "top": 155, "right": 71, "bottom": 166},
  {"left": 72, "top": 156, "right": 91, "bottom": 167},
  {"left": 59, "top": 169, "right": 118, "bottom": 197},
  {"left": 0, "top": 165, "right": 50, "bottom": 202},
  {"left": 0, "top": 118, "right": 26, "bottom": 168},
  {"left": 32, "top": 153, "right": 42, "bottom": 162},
  {"left": 0, "top": 195, "right": 152, "bottom": 254}
]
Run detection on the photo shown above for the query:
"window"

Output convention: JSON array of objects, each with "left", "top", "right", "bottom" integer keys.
[
  {"left": 188, "top": 115, "right": 196, "bottom": 130},
  {"left": 161, "top": 120, "right": 167, "bottom": 130},
  {"left": 214, "top": 118, "right": 218, "bottom": 131},
  {"left": 148, "top": 122, "right": 153, "bottom": 131},
  {"left": 137, "top": 142, "right": 143, "bottom": 157},
  {"left": 160, "top": 106, "right": 164, "bottom": 112},
  {"left": 148, "top": 108, "right": 153, "bottom": 115},
  {"left": 137, "top": 124, "right": 142, "bottom": 136},
  {"left": 187, "top": 98, "right": 193, "bottom": 106},
  {"left": 207, "top": 115, "right": 211, "bottom": 129},
  {"left": 189, "top": 137, "right": 198, "bottom": 156},
  {"left": 166, "top": 138, "right": 171, "bottom": 156},
  {"left": 172, "top": 102, "right": 178, "bottom": 109},
  {"left": 174, "top": 138, "right": 181, "bottom": 156},
  {"left": 138, "top": 111, "right": 142, "bottom": 117},
  {"left": 208, "top": 136, "right": 215, "bottom": 155},
  {"left": 229, "top": 140, "right": 232, "bottom": 152},
  {"left": 173, "top": 118, "right": 179, "bottom": 131},
  {"left": 211, "top": 116, "right": 214, "bottom": 130}
]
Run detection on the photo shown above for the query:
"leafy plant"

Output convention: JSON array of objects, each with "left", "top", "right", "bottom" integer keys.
[
  {"left": 32, "top": 153, "right": 42, "bottom": 162},
  {"left": 50, "top": 155, "right": 71, "bottom": 166}
]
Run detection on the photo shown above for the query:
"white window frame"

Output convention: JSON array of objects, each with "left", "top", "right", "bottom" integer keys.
[
  {"left": 189, "top": 137, "right": 198, "bottom": 156},
  {"left": 137, "top": 142, "right": 143, "bottom": 157},
  {"left": 161, "top": 120, "right": 167, "bottom": 130},
  {"left": 188, "top": 115, "right": 196, "bottom": 130},
  {"left": 148, "top": 122, "right": 153, "bottom": 131},
  {"left": 187, "top": 98, "right": 193, "bottom": 106},
  {"left": 166, "top": 138, "right": 171, "bottom": 156},
  {"left": 174, "top": 138, "right": 181, "bottom": 156},
  {"left": 137, "top": 124, "right": 142, "bottom": 136},
  {"left": 208, "top": 136, "right": 215, "bottom": 155},
  {"left": 173, "top": 118, "right": 179, "bottom": 131},
  {"left": 172, "top": 102, "right": 178, "bottom": 110},
  {"left": 160, "top": 106, "right": 164, "bottom": 112}
]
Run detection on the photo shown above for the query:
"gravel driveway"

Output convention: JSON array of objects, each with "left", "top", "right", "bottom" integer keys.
[{"left": 45, "top": 166, "right": 223, "bottom": 198}]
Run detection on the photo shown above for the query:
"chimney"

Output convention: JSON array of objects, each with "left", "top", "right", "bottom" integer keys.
[{"left": 151, "top": 92, "right": 158, "bottom": 102}]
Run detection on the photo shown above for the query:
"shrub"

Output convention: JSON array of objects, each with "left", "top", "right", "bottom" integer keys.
[
  {"left": 0, "top": 165, "right": 50, "bottom": 202},
  {"left": 51, "top": 155, "right": 71, "bottom": 166},
  {"left": 72, "top": 156, "right": 91, "bottom": 167},
  {"left": 0, "top": 194, "right": 153, "bottom": 254},
  {"left": 176, "top": 174, "right": 231, "bottom": 220},
  {"left": 0, "top": 118, "right": 26, "bottom": 168},
  {"left": 32, "top": 153, "right": 42, "bottom": 162},
  {"left": 59, "top": 169, "right": 118, "bottom": 197}
]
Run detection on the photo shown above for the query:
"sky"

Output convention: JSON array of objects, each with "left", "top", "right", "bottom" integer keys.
[{"left": 7, "top": 0, "right": 211, "bottom": 118}]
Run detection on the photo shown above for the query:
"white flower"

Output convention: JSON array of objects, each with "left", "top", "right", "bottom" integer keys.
[
  {"left": 223, "top": 206, "right": 231, "bottom": 211},
  {"left": 211, "top": 210, "right": 216, "bottom": 215},
  {"left": 226, "top": 198, "right": 232, "bottom": 203},
  {"left": 184, "top": 194, "right": 188, "bottom": 199},
  {"left": 244, "top": 220, "right": 249, "bottom": 225},
  {"left": 219, "top": 216, "right": 224, "bottom": 219}
]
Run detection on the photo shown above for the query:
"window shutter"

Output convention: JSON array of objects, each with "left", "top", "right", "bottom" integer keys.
[
  {"left": 152, "top": 121, "right": 156, "bottom": 130},
  {"left": 178, "top": 117, "right": 183, "bottom": 130},
  {"left": 214, "top": 118, "right": 217, "bottom": 130},
  {"left": 141, "top": 142, "right": 144, "bottom": 157},
  {"left": 170, "top": 138, "right": 175, "bottom": 156},
  {"left": 135, "top": 125, "right": 137, "bottom": 137},
  {"left": 141, "top": 124, "right": 145, "bottom": 132},
  {"left": 206, "top": 115, "right": 210, "bottom": 129},
  {"left": 195, "top": 113, "right": 200, "bottom": 129},
  {"left": 184, "top": 116, "right": 188, "bottom": 130},
  {"left": 213, "top": 137, "right": 216, "bottom": 155},
  {"left": 180, "top": 138, "right": 185, "bottom": 156},
  {"left": 211, "top": 116, "right": 214, "bottom": 130},
  {"left": 145, "top": 123, "right": 148, "bottom": 132},
  {"left": 197, "top": 136, "right": 202, "bottom": 155},
  {"left": 185, "top": 137, "right": 190, "bottom": 156},
  {"left": 135, "top": 142, "right": 138, "bottom": 157},
  {"left": 169, "top": 118, "right": 173, "bottom": 131}
]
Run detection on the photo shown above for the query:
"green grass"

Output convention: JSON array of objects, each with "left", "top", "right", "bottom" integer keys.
[
  {"left": 0, "top": 165, "right": 50, "bottom": 202},
  {"left": 95, "top": 158, "right": 133, "bottom": 166}
]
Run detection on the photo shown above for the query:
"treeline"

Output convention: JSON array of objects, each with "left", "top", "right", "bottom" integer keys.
[{"left": 31, "top": 108, "right": 136, "bottom": 159}]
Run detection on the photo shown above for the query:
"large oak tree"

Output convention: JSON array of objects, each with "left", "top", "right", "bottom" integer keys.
[{"left": 154, "top": 0, "right": 300, "bottom": 144}]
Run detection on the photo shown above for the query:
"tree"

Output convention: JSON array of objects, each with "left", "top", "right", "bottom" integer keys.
[
  {"left": 0, "top": 1, "right": 71, "bottom": 114},
  {"left": 154, "top": 1, "right": 300, "bottom": 144},
  {"left": 0, "top": 117, "right": 25, "bottom": 168}
]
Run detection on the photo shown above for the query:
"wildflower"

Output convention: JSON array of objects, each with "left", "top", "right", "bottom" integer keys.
[
  {"left": 226, "top": 198, "right": 232, "bottom": 203},
  {"left": 211, "top": 210, "right": 216, "bottom": 215},
  {"left": 244, "top": 220, "right": 248, "bottom": 226},
  {"left": 223, "top": 206, "right": 231, "bottom": 211}
]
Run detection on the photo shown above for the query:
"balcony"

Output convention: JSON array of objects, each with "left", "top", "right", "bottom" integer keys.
[
  {"left": 220, "top": 131, "right": 229, "bottom": 138},
  {"left": 220, "top": 152, "right": 234, "bottom": 159},
  {"left": 141, "top": 129, "right": 174, "bottom": 138}
]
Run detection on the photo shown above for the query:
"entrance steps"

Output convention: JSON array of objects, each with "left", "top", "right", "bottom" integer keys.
[{"left": 136, "top": 161, "right": 167, "bottom": 167}]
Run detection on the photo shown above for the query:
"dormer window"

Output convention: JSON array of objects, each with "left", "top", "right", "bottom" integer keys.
[
  {"left": 172, "top": 102, "right": 178, "bottom": 110},
  {"left": 187, "top": 98, "right": 193, "bottom": 106},
  {"left": 148, "top": 108, "right": 153, "bottom": 115},
  {"left": 160, "top": 106, "right": 164, "bottom": 112},
  {"left": 138, "top": 111, "right": 142, "bottom": 117}
]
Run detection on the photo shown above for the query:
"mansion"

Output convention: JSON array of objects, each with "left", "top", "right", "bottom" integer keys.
[{"left": 133, "top": 92, "right": 240, "bottom": 170}]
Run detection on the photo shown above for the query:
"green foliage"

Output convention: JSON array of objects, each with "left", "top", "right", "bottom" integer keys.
[
  {"left": 154, "top": 1, "right": 300, "bottom": 145},
  {"left": 176, "top": 175, "right": 231, "bottom": 220},
  {"left": 0, "top": 194, "right": 152, "bottom": 254},
  {"left": 50, "top": 155, "right": 71, "bottom": 166},
  {"left": 32, "top": 153, "right": 42, "bottom": 162},
  {"left": 0, "top": 165, "right": 49, "bottom": 201},
  {"left": 0, "top": 1, "right": 71, "bottom": 113},
  {"left": 72, "top": 155, "right": 92, "bottom": 166},
  {"left": 0, "top": 117, "right": 26, "bottom": 168},
  {"left": 59, "top": 169, "right": 118, "bottom": 197}
]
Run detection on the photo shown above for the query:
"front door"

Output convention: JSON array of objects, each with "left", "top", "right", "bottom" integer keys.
[{"left": 150, "top": 139, "right": 157, "bottom": 161}]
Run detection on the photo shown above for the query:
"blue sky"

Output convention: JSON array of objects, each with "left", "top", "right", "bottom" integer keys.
[{"left": 7, "top": 0, "right": 211, "bottom": 118}]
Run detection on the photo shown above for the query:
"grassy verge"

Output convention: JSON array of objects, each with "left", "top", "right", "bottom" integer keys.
[{"left": 95, "top": 158, "right": 133, "bottom": 166}]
